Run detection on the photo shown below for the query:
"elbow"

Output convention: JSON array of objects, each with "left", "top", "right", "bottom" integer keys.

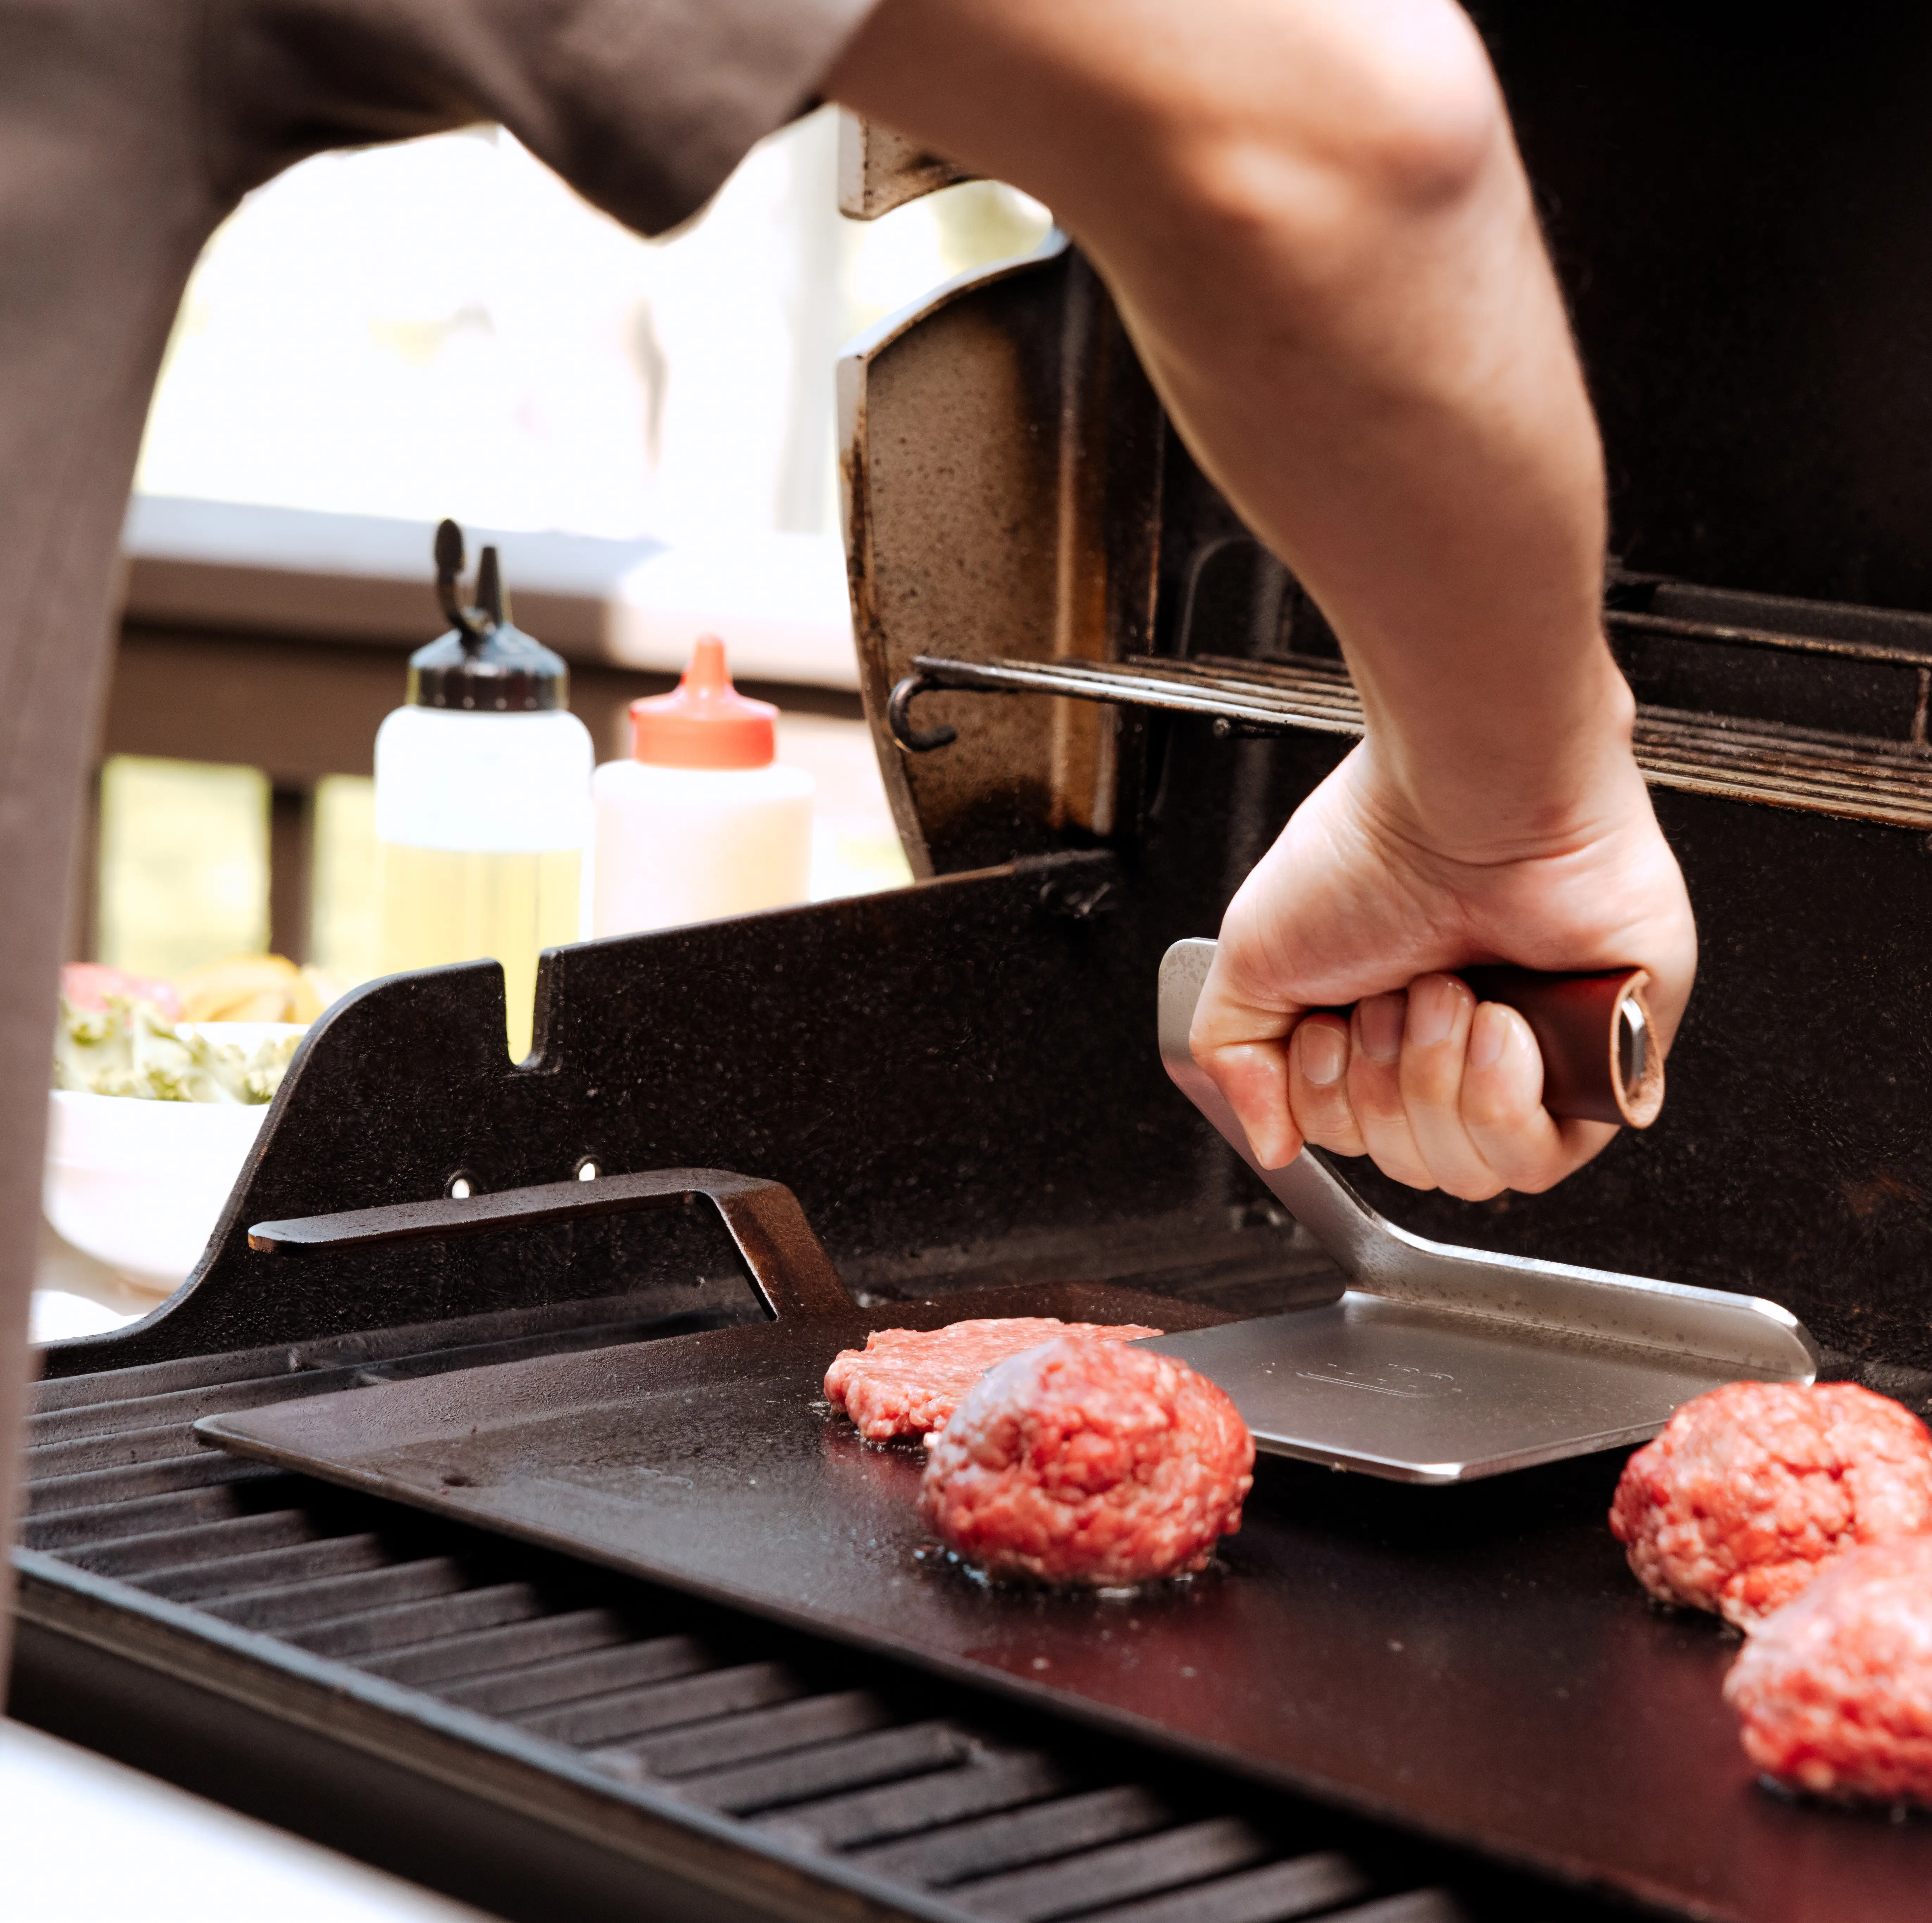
[
  {"left": 1324, "top": 7, "right": 1507, "bottom": 215},
  {"left": 1159, "top": 2, "right": 1512, "bottom": 264}
]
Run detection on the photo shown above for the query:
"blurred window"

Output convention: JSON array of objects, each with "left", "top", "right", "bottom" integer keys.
[
  {"left": 309, "top": 774, "right": 379, "bottom": 984},
  {"left": 97, "top": 758, "right": 268, "bottom": 977},
  {"left": 136, "top": 111, "right": 1049, "bottom": 543}
]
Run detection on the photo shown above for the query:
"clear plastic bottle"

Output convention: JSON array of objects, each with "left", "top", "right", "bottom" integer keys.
[
  {"left": 375, "top": 525, "right": 591, "bottom": 1060},
  {"left": 592, "top": 636, "right": 813, "bottom": 937}
]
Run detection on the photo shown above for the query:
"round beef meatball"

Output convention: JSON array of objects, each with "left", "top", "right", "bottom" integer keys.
[
  {"left": 1609, "top": 1381, "right": 1932, "bottom": 1628},
  {"left": 1724, "top": 1533, "right": 1932, "bottom": 1805},
  {"left": 917, "top": 1334, "right": 1255, "bottom": 1588}
]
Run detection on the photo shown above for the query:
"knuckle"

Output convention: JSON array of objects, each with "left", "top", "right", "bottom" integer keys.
[
  {"left": 1498, "top": 1155, "right": 1572, "bottom": 1197},
  {"left": 1295, "top": 1097, "right": 1351, "bottom": 1140},
  {"left": 1307, "top": 1124, "right": 1367, "bottom": 1157},
  {"left": 1460, "top": 1090, "right": 1519, "bottom": 1131},
  {"left": 1399, "top": 1060, "right": 1463, "bottom": 1108},
  {"left": 1376, "top": 1161, "right": 1438, "bottom": 1193},
  {"left": 1465, "top": 1095, "right": 1514, "bottom": 1133},
  {"left": 1348, "top": 1072, "right": 1403, "bottom": 1120}
]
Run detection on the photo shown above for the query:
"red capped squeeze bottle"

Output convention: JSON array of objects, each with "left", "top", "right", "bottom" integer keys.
[{"left": 590, "top": 635, "right": 815, "bottom": 936}]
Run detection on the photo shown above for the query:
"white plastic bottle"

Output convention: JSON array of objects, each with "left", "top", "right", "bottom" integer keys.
[
  {"left": 375, "top": 526, "right": 592, "bottom": 1061},
  {"left": 592, "top": 635, "right": 814, "bottom": 937}
]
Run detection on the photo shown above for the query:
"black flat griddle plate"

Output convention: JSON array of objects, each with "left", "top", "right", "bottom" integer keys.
[{"left": 200, "top": 1280, "right": 1932, "bottom": 1923}]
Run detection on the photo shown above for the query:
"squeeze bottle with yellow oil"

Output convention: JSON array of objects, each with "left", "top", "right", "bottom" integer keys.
[{"left": 375, "top": 521, "right": 592, "bottom": 1060}]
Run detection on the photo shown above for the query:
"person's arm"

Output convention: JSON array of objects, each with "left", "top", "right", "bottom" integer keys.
[{"left": 827, "top": 0, "right": 1694, "bottom": 1198}]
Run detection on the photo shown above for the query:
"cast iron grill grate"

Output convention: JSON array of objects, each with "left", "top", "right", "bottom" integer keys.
[
  {"left": 17, "top": 1301, "right": 1604, "bottom": 1923},
  {"left": 891, "top": 650, "right": 1932, "bottom": 831}
]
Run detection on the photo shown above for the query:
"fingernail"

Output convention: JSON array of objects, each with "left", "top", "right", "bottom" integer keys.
[
  {"left": 1299, "top": 1022, "right": 1346, "bottom": 1087},
  {"left": 1408, "top": 976, "right": 1463, "bottom": 1050},
  {"left": 1468, "top": 1002, "right": 1510, "bottom": 1071},
  {"left": 1360, "top": 994, "right": 1405, "bottom": 1066}
]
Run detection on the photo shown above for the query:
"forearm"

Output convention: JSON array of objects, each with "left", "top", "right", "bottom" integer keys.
[
  {"left": 833, "top": 0, "right": 1691, "bottom": 1194},
  {"left": 830, "top": 0, "right": 1625, "bottom": 857}
]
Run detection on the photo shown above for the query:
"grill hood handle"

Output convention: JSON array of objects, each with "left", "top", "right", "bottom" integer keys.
[{"left": 247, "top": 1168, "right": 855, "bottom": 1324}]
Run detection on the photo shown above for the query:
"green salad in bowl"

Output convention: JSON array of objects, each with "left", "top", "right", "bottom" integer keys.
[
  {"left": 44, "top": 963, "right": 335, "bottom": 1296},
  {"left": 54, "top": 993, "right": 300, "bottom": 1105}
]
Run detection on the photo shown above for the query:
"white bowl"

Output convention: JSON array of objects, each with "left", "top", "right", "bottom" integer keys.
[{"left": 43, "top": 1023, "right": 306, "bottom": 1295}]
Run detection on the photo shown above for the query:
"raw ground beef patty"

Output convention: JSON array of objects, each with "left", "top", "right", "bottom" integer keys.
[
  {"left": 917, "top": 1334, "right": 1254, "bottom": 1587},
  {"left": 1724, "top": 1533, "right": 1932, "bottom": 1805},
  {"left": 825, "top": 1317, "right": 1162, "bottom": 1443},
  {"left": 1609, "top": 1381, "right": 1932, "bottom": 1628}
]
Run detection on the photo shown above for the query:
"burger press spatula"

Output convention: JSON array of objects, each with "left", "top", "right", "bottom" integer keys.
[{"left": 1141, "top": 939, "right": 1818, "bottom": 1483}]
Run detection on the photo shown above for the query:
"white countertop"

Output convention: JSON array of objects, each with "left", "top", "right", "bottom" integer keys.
[
  {"left": 30, "top": 1217, "right": 153, "bottom": 1344},
  {"left": 1, "top": 1721, "right": 488, "bottom": 1922}
]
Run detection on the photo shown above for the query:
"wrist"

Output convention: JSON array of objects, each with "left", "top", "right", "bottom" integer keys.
[{"left": 1361, "top": 646, "right": 1643, "bottom": 865}]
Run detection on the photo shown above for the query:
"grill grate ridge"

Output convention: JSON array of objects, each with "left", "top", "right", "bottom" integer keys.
[
  {"left": 847, "top": 1784, "right": 1173, "bottom": 1889},
  {"left": 1071, "top": 1851, "right": 1370, "bottom": 1923},
  {"left": 677, "top": 1719, "right": 973, "bottom": 1816},
  {"left": 756, "top": 1747, "right": 1070, "bottom": 1854},
  {"left": 947, "top": 1814, "right": 1271, "bottom": 1921},
  {"left": 359, "top": 1605, "right": 637, "bottom": 1688},
  {"left": 592, "top": 1686, "right": 895, "bottom": 1784},
  {"left": 432, "top": 1626, "right": 708, "bottom": 1708},
  {"left": 284, "top": 1574, "right": 541, "bottom": 1651},
  {"left": 57, "top": 1506, "right": 318, "bottom": 1576},
  {"left": 19, "top": 1479, "right": 269, "bottom": 1550}
]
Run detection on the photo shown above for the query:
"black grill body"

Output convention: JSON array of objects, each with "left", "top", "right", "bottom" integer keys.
[{"left": 22, "top": 16, "right": 1932, "bottom": 1923}]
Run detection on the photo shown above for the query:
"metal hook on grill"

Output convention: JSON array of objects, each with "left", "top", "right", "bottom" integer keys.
[{"left": 886, "top": 672, "right": 957, "bottom": 753}]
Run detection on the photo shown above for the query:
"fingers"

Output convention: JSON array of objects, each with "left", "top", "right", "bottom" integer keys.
[
  {"left": 1347, "top": 992, "right": 1437, "bottom": 1189},
  {"left": 1189, "top": 950, "right": 1305, "bottom": 1169},
  {"left": 1345, "top": 977, "right": 1612, "bottom": 1197},
  {"left": 1397, "top": 976, "right": 1504, "bottom": 1200},
  {"left": 1461, "top": 1000, "right": 1617, "bottom": 1193},
  {"left": 1203, "top": 1037, "right": 1302, "bottom": 1168},
  {"left": 1286, "top": 1015, "right": 1366, "bottom": 1158},
  {"left": 1196, "top": 955, "right": 1621, "bottom": 1194}
]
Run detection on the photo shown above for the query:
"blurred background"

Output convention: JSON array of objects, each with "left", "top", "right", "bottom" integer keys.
[{"left": 90, "top": 107, "right": 1051, "bottom": 986}]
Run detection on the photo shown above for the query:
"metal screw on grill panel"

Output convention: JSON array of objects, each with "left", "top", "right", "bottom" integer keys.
[{"left": 1038, "top": 875, "right": 1117, "bottom": 920}]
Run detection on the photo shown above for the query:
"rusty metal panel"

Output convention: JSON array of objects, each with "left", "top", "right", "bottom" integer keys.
[
  {"left": 835, "top": 115, "right": 974, "bottom": 221},
  {"left": 839, "top": 243, "right": 1164, "bottom": 876}
]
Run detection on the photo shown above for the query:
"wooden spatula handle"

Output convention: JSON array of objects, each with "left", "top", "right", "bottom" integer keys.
[{"left": 1458, "top": 966, "right": 1663, "bottom": 1129}]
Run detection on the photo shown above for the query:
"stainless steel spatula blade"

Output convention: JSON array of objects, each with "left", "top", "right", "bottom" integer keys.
[{"left": 1141, "top": 939, "right": 1818, "bottom": 1482}]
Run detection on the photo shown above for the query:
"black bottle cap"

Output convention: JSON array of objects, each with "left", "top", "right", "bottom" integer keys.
[{"left": 408, "top": 519, "right": 569, "bottom": 712}]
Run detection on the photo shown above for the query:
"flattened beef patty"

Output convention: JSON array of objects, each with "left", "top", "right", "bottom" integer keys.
[
  {"left": 917, "top": 1334, "right": 1254, "bottom": 1587},
  {"left": 1726, "top": 1533, "right": 1932, "bottom": 1805},
  {"left": 1610, "top": 1381, "right": 1932, "bottom": 1628},
  {"left": 825, "top": 1317, "right": 1162, "bottom": 1443}
]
